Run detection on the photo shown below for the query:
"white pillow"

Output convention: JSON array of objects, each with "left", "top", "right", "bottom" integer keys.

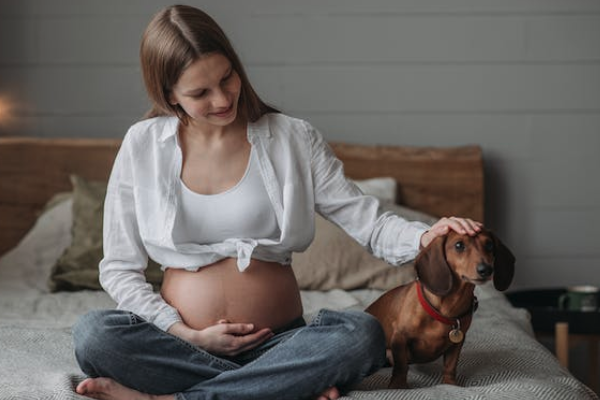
[
  {"left": 0, "top": 197, "right": 73, "bottom": 292},
  {"left": 351, "top": 177, "right": 396, "bottom": 204}
]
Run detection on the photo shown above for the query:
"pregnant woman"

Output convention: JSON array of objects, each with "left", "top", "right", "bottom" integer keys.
[{"left": 72, "top": 5, "right": 481, "bottom": 400}]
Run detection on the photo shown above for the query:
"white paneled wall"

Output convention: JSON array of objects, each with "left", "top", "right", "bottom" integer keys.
[{"left": 1, "top": 0, "right": 599, "bottom": 289}]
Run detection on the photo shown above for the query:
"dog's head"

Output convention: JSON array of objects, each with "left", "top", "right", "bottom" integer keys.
[{"left": 415, "top": 229, "right": 515, "bottom": 297}]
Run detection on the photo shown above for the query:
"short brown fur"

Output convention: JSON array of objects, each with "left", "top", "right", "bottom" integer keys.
[{"left": 366, "top": 229, "right": 515, "bottom": 388}]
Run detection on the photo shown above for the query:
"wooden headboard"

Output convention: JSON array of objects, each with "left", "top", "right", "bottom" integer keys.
[{"left": 0, "top": 137, "right": 484, "bottom": 256}]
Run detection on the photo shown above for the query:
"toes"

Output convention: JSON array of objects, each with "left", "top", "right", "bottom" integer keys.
[
  {"left": 75, "top": 377, "right": 115, "bottom": 397},
  {"left": 328, "top": 387, "right": 340, "bottom": 399},
  {"left": 316, "top": 386, "right": 340, "bottom": 400},
  {"left": 76, "top": 378, "right": 95, "bottom": 395}
]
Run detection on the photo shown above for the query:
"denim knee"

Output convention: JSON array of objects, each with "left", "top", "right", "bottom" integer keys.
[
  {"left": 72, "top": 309, "right": 130, "bottom": 376},
  {"left": 319, "top": 310, "right": 386, "bottom": 373},
  {"left": 343, "top": 311, "right": 386, "bottom": 359},
  {"left": 73, "top": 309, "right": 125, "bottom": 349}
]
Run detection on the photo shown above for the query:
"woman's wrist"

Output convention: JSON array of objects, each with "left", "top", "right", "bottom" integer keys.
[{"left": 168, "top": 321, "right": 202, "bottom": 345}]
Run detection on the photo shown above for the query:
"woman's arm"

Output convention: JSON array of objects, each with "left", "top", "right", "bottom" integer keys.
[
  {"left": 99, "top": 134, "right": 181, "bottom": 332},
  {"left": 307, "top": 123, "right": 429, "bottom": 266},
  {"left": 306, "top": 123, "right": 482, "bottom": 263}
]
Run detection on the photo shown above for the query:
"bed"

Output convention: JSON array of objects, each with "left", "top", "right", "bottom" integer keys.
[{"left": 0, "top": 137, "right": 596, "bottom": 400}]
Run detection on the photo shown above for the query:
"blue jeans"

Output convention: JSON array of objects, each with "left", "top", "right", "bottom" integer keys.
[{"left": 72, "top": 309, "right": 386, "bottom": 400}]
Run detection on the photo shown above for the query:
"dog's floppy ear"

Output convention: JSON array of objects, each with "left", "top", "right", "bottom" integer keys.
[
  {"left": 415, "top": 235, "right": 453, "bottom": 296},
  {"left": 491, "top": 233, "right": 516, "bottom": 291}
]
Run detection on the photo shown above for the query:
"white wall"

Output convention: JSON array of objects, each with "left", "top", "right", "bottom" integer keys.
[{"left": 1, "top": 0, "right": 599, "bottom": 290}]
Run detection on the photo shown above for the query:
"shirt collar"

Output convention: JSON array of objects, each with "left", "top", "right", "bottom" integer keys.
[
  {"left": 158, "top": 117, "right": 179, "bottom": 143},
  {"left": 157, "top": 113, "right": 274, "bottom": 144},
  {"left": 248, "top": 114, "right": 272, "bottom": 142}
]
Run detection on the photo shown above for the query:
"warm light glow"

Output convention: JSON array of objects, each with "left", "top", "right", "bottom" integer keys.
[
  {"left": 0, "top": 95, "right": 17, "bottom": 135},
  {"left": 0, "top": 96, "right": 12, "bottom": 122}
]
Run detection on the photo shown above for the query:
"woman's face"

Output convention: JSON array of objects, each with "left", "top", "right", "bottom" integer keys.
[{"left": 169, "top": 53, "right": 242, "bottom": 129}]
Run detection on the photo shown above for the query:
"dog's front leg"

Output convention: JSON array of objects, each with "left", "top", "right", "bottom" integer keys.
[
  {"left": 442, "top": 341, "right": 464, "bottom": 385},
  {"left": 389, "top": 337, "right": 410, "bottom": 389}
]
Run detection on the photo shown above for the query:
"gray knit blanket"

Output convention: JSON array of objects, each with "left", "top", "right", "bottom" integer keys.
[
  {"left": 0, "top": 201, "right": 596, "bottom": 399},
  {"left": 0, "top": 289, "right": 597, "bottom": 400}
]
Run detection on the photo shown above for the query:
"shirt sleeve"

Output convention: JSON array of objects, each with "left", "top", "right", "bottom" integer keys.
[
  {"left": 306, "top": 122, "right": 430, "bottom": 265},
  {"left": 99, "top": 133, "right": 182, "bottom": 332}
]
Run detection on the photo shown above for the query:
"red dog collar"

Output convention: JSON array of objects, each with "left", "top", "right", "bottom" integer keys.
[{"left": 416, "top": 282, "right": 478, "bottom": 326}]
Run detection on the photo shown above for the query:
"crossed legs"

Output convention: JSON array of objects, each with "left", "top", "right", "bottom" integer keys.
[{"left": 73, "top": 309, "right": 386, "bottom": 400}]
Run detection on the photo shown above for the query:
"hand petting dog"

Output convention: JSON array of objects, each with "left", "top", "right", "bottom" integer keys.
[{"left": 420, "top": 217, "right": 483, "bottom": 249}]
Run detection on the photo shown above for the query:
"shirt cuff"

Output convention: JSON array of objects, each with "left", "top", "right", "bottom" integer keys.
[{"left": 153, "top": 307, "right": 182, "bottom": 332}]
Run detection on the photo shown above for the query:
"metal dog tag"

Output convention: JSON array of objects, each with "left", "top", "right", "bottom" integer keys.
[{"left": 449, "top": 329, "right": 464, "bottom": 344}]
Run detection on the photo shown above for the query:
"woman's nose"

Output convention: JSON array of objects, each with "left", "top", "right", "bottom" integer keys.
[{"left": 211, "top": 88, "right": 229, "bottom": 107}]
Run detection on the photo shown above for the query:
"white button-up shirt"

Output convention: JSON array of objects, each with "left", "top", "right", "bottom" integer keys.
[{"left": 99, "top": 113, "right": 430, "bottom": 331}]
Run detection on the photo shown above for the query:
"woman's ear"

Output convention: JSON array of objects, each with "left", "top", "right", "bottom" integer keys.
[
  {"left": 415, "top": 235, "right": 453, "bottom": 296},
  {"left": 168, "top": 90, "right": 178, "bottom": 106},
  {"left": 491, "top": 233, "right": 516, "bottom": 291}
]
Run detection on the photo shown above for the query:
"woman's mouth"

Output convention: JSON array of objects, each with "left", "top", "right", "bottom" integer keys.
[{"left": 211, "top": 105, "right": 234, "bottom": 118}]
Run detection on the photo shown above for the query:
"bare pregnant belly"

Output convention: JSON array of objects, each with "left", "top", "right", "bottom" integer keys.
[{"left": 161, "top": 258, "right": 303, "bottom": 332}]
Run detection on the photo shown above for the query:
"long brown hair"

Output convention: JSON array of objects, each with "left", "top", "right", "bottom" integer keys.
[{"left": 140, "top": 5, "right": 278, "bottom": 124}]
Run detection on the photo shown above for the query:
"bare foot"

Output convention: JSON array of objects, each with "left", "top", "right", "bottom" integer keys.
[
  {"left": 315, "top": 386, "right": 340, "bottom": 400},
  {"left": 76, "top": 377, "right": 175, "bottom": 400}
]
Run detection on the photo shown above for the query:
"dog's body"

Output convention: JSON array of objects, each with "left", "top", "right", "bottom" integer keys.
[{"left": 366, "top": 229, "right": 515, "bottom": 389}]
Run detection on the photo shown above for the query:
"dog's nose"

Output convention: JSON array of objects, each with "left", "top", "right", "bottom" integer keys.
[{"left": 477, "top": 263, "right": 494, "bottom": 279}]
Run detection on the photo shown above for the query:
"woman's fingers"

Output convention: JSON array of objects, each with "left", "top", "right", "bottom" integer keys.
[
  {"left": 421, "top": 217, "right": 484, "bottom": 248},
  {"left": 230, "top": 328, "right": 274, "bottom": 353},
  {"left": 219, "top": 322, "right": 255, "bottom": 335},
  {"left": 215, "top": 324, "right": 273, "bottom": 356},
  {"left": 446, "top": 216, "right": 482, "bottom": 235}
]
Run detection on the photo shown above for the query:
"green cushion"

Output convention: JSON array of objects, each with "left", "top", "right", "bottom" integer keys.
[{"left": 48, "top": 175, "right": 163, "bottom": 292}]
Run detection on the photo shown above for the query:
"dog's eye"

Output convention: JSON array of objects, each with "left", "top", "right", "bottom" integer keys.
[
  {"left": 484, "top": 240, "right": 494, "bottom": 253},
  {"left": 454, "top": 241, "right": 465, "bottom": 252}
]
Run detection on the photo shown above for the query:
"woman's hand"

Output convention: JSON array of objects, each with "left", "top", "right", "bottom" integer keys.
[
  {"left": 420, "top": 216, "right": 483, "bottom": 249},
  {"left": 168, "top": 320, "right": 274, "bottom": 357}
]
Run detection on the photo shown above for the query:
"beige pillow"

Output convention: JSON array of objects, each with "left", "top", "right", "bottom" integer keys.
[
  {"left": 292, "top": 204, "right": 437, "bottom": 291},
  {"left": 48, "top": 175, "right": 162, "bottom": 292}
]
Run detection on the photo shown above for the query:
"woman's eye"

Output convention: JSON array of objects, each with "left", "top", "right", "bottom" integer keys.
[
  {"left": 221, "top": 72, "right": 233, "bottom": 84},
  {"left": 454, "top": 241, "right": 465, "bottom": 252}
]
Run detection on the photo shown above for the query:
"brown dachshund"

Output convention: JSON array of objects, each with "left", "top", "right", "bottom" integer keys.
[{"left": 366, "top": 229, "right": 515, "bottom": 389}]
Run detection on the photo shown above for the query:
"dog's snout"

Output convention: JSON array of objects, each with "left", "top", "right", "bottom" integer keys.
[{"left": 477, "top": 263, "right": 494, "bottom": 279}]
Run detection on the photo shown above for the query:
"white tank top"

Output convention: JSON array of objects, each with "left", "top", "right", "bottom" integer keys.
[{"left": 173, "top": 148, "right": 280, "bottom": 245}]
